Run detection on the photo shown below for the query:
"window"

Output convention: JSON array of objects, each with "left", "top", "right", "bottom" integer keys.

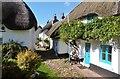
[
  {"left": 100, "top": 45, "right": 112, "bottom": 65},
  {"left": 87, "top": 14, "right": 97, "bottom": 23},
  {"left": 87, "top": 16, "right": 93, "bottom": 23}
]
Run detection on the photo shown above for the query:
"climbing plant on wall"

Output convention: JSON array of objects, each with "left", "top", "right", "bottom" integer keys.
[
  {"left": 58, "top": 20, "right": 84, "bottom": 42},
  {"left": 84, "top": 16, "right": 120, "bottom": 42},
  {"left": 57, "top": 15, "right": 120, "bottom": 43}
]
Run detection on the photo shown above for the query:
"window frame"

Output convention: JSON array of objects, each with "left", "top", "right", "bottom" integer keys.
[{"left": 100, "top": 45, "right": 112, "bottom": 65}]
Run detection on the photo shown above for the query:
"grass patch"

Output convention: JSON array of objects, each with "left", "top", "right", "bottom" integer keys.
[{"left": 37, "top": 62, "right": 58, "bottom": 79}]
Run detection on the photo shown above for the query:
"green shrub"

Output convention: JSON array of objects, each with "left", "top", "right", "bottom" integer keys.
[
  {"left": 44, "top": 38, "right": 50, "bottom": 50},
  {"left": 44, "top": 38, "right": 50, "bottom": 45},
  {"left": 35, "top": 38, "right": 42, "bottom": 48},
  {"left": 2, "top": 41, "right": 28, "bottom": 59},
  {"left": 2, "top": 58, "right": 25, "bottom": 79},
  {"left": 16, "top": 50, "right": 41, "bottom": 72}
]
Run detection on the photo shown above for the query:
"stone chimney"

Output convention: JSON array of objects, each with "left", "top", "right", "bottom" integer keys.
[
  {"left": 53, "top": 14, "right": 59, "bottom": 24},
  {"left": 47, "top": 20, "right": 49, "bottom": 24},
  {"left": 61, "top": 13, "right": 65, "bottom": 19}
]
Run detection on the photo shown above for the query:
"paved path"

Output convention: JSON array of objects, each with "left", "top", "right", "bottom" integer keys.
[
  {"left": 37, "top": 49, "right": 105, "bottom": 78},
  {"left": 44, "top": 59, "right": 104, "bottom": 78},
  {"left": 73, "top": 65, "right": 103, "bottom": 78}
]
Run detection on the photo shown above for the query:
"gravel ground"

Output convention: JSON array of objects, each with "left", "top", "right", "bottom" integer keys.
[
  {"left": 37, "top": 49, "right": 85, "bottom": 78},
  {"left": 44, "top": 58, "right": 85, "bottom": 78},
  {"left": 37, "top": 49, "right": 104, "bottom": 78}
]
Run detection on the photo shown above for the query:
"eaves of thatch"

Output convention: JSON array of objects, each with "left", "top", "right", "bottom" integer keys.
[
  {"left": 40, "top": 21, "right": 52, "bottom": 33},
  {"left": 2, "top": 0, "right": 37, "bottom": 30},
  {"left": 46, "top": 19, "right": 66, "bottom": 37},
  {"left": 41, "top": 15, "right": 59, "bottom": 33},
  {"left": 69, "top": 1, "right": 120, "bottom": 20}
]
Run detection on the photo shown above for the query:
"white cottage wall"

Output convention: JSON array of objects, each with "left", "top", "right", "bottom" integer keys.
[
  {"left": 89, "top": 40, "right": 119, "bottom": 75},
  {"left": 78, "top": 40, "right": 86, "bottom": 66},
  {"left": 53, "top": 39, "right": 68, "bottom": 54},
  {"left": 58, "top": 40, "right": 68, "bottom": 54},
  {"left": 53, "top": 39, "right": 58, "bottom": 54},
  {"left": 118, "top": 48, "right": 120, "bottom": 75},
  {"left": 50, "top": 38, "right": 53, "bottom": 49},
  {"left": 34, "top": 28, "right": 41, "bottom": 43},
  {"left": 29, "top": 27, "right": 35, "bottom": 50},
  {"left": 90, "top": 40, "right": 100, "bottom": 66},
  {"left": 2, "top": 27, "right": 35, "bottom": 50},
  {"left": 39, "top": 32, "right": 53, "bottom": 49},
  {"left": 79, "top": 40, "right": 86, "bottom": 59},
  {"left": 118, "top": 38, "right": 120, "bottom": 75},
  {"left": 78, "top": 39, "right": 119, "bottom": 75}
]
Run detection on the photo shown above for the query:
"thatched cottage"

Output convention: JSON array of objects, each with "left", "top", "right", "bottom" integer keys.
[
  {"left": 43, "top": 13, "right": 69, "bottom": 55},
  {"left": 39, "top": 14, "right": 62, "bottom": 50},
  {"left": 48, "top": 1, "right": 120, "bottom": 77},
  {"left": 1, "top": 0, "right": 37, "bottom": 50}
]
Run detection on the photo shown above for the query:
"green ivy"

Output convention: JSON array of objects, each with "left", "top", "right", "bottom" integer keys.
[{"left": 56, "top": 15, "right": 120, "bottom": 43}]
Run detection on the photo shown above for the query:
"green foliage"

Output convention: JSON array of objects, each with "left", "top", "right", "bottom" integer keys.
[
  {"left": 44, "top": 38, "right": 50, "bottom": 50},
  {"left": 35, "top": 62, "right": 58, "bottom": 79},
  {"left": 2, "top": 41, "right": 28, "bottom": 59},
  {"left": 2, "top": 58, "right": 25, "bottom": 79},
  {"left": 58, "top": 16, "right": 120, "bottom": 43},
  {"left": 84, "top": 16, "right": 120, "bottom": 42},
  {"left": 59, "top": 20, "right": 84, "bottom": 42},
  {"left": 51, "top": 28, "right": 60, "bottom": 39},
  {"left": 44, "top": 38, "right": 50, "bottom": 45},
  {"left": 0, "top": 44, "right": 2, "bottom": 50},
  {"left": 2, "top": 50, "right": 42, "bottom": 79},
  {"left": 16, "top": 50, "right": 41, "bottom": 72},
  {"left": 35, "top": 38, "right": 42, "bottom": 48}
]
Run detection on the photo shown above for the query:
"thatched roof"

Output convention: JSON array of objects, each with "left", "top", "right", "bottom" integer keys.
[
  {"left": 2, "top": 0, "right": 37, "bottom": 30},
  {"left": 46, "top": 19, "right": 66, "bottom": 37},
  {"left": 41, "top": 15, "right": 59, "bottom": 33},
  {"left": 40, "top": 21, "right": 52, "bottom": 32},
  {"left": 44, "top": 1, "right": 120, "bottom": 37},
  {"left": 69, "top": 1, "right": 120, "bottom": 20}
]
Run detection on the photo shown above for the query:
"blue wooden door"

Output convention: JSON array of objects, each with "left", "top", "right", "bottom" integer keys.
[{"left": 85, "top": 43, "right": 90, "bottom": 64}]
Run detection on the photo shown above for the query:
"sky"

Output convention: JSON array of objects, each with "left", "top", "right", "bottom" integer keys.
[{"left": 23, "top": 1, "right": 80, "bottom": 27}]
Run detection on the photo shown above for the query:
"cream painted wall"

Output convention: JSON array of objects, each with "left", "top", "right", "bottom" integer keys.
[{"left": 2, "top": 27, "right": 35, "bottom": 50}]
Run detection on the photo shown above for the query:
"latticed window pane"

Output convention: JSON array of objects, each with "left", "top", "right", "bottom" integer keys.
[
  {"left": 102, "top": 45, "right": 106, "bottom": 52},
  {"left": 108, "top": 54, "right": 111, "bottom": 62},
  {"left": 102, "top": 53, "right": 106, "bottom": 60},
  {"left": 108, "top": 46, "right": 112, "bottom": 54}
]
